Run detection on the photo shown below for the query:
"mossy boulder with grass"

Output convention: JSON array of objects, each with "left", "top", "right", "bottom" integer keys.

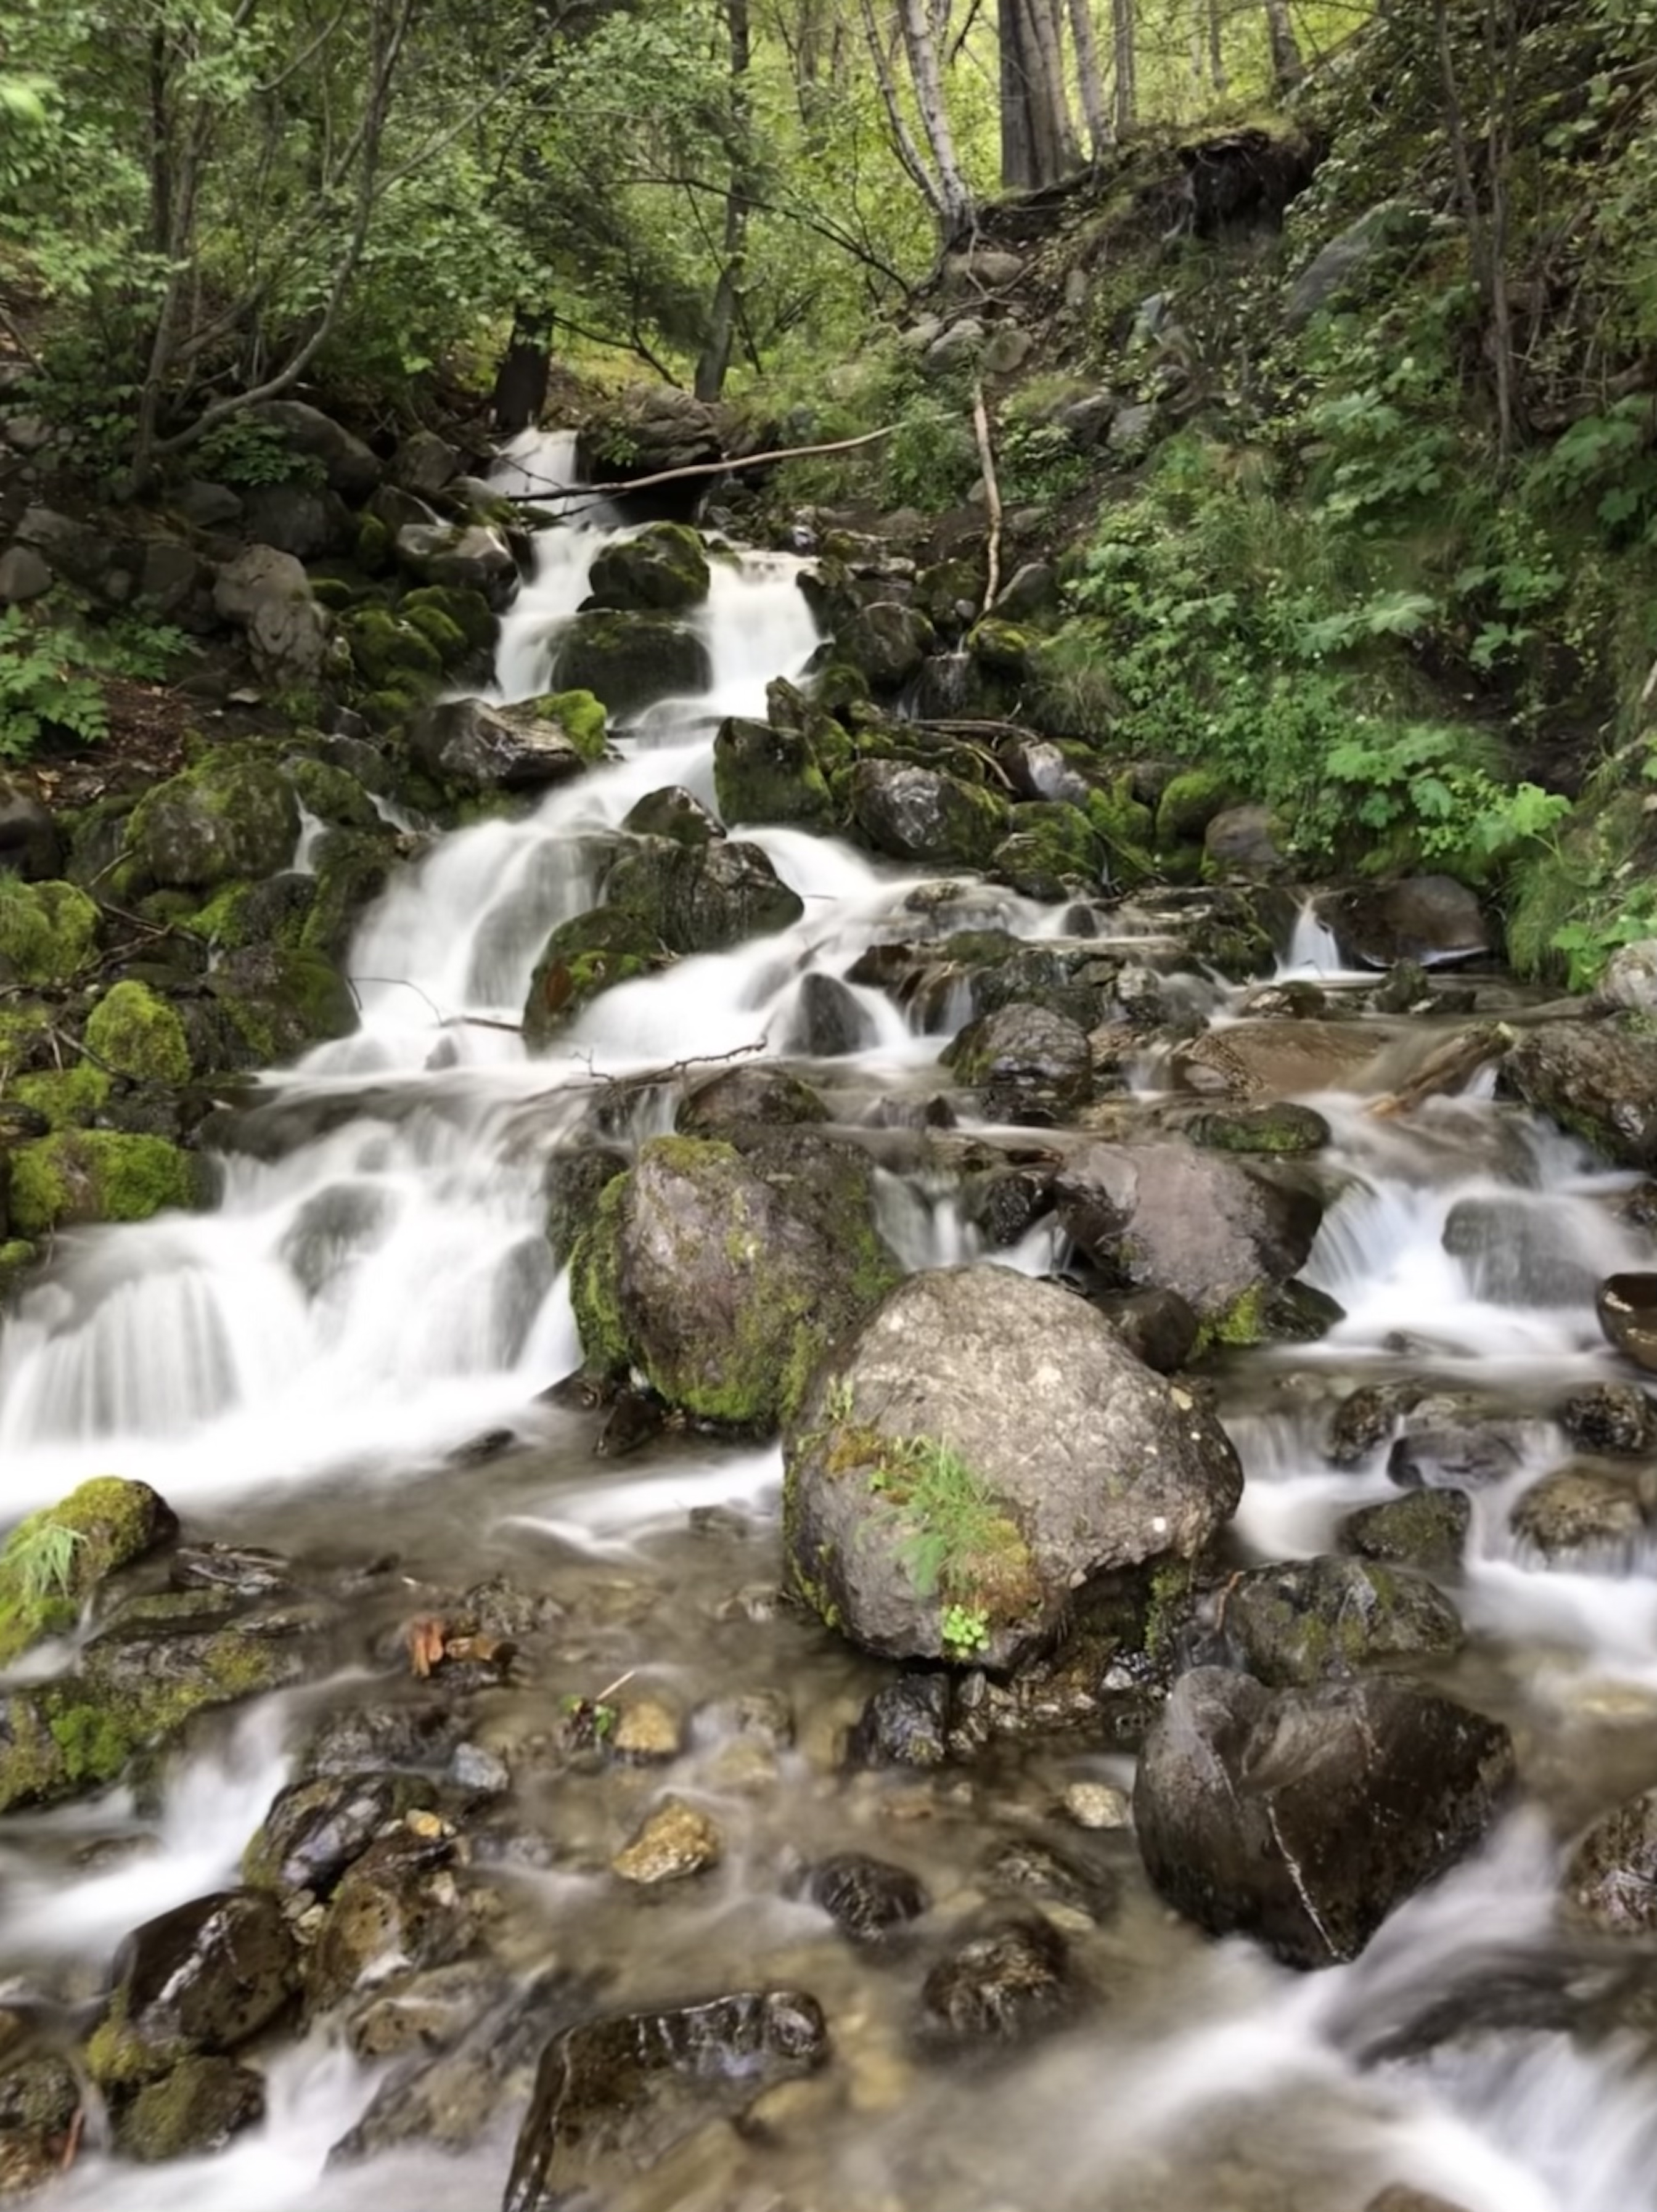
[
  {"left": 552, "top": 611, "right": 712, "bottom": 720},
  {"left": 10, "top": 1059, "right": 111, "bottom": 1131},
  {"left": 586, "top": 523, "right": 711, "bottom": 614},
  {"left": 782, "top": 1263, "right": 1244, "bottom": 1668},
  {"left": 7, "top": 1130, "right": 207, "bottom": 1235},
  {"left": 603, "top": 835, "right": 803, "bottom": 954},
  {"left": 522, "top": 907, "right": 671, "bottom": 1047},
  {"left": 0, "top": 1477, "right": 177, "bottom": 1667},
  {"left": 125, "top": 759, "right": 300, "bottom": 894},
  {"left": 0, "top": 878, "right": 100, "bottom": 986},
  {"left": 85, "top": 981, "right": 193, "bottom": 1085},
  {"left": 568, "top": 1131, "right": 901, "bottom": 1432},
  {"left": 991, "top": 801, "right": 1103, "bottom": 901},
  {"left": 712, "top": 715, "right": 834, "bottom": 831}
]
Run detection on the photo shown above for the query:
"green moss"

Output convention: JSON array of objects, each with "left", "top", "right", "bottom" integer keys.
[
  {"left": 85, "top": 981, "right": 192, "bottom": 1085},
  {"left": 0, "top": 1239, "right": 37, "bottom": 1297},
  {"left": 993, "top": 801, "right": 1103, "bottom": 900},
  {"left": 8, "top": 1130, "right": 202, "bottom": 1236},
  {"left": 967, "top": 618, "right": 1038, "bottom": 675},
  {"left": 568, "top": 1172, "right": 631, "bottom": 1376},
  {"left": 1085, "top": 777, "right": 1155, "bottom": 885},
  {"left": 343, "top": 606, "right": 443, "bottom": 691},
  {"left": 125, "top": 758, "right": 300, "bottom": 894},
  {"left": 0, "top": 877, "right": 99, "bottom": 986},
  {"left": 11, "top": 1060, "right": 111, "bottom": 1129},
  {"left": 308, "top": 576, "right": 361, "bottom": 613},
  {"left": 209, "top": 948, "right": 357, "bottom": 1063},
  {"left": 522, "top": 907, "right": 668, "bottom": 1047},
  {"left": 192, "top": 884, "right": 252, "bottom": 948},
  {"left": 285, "top": 758, "right": 380, "bottom": 831},
  {"left": 1142, "top": 1557, "right": 1197, "bottom": 1663},
  {"left": 0, "top": 1475, "right": 172, "bottom": 1667},
  {"left": 1155, "top": 771, "right": 1234, "bottom": 847},
  {"left": 400, "top": 584, "right": 495, "bottom": 651},
  {"left": 528, "top": 688, "right": 609, "bottom": 762},
  {"left": 586, "top": 521, "right": 711, "bottom": 613},
  {"left": 400, "top": 603, "right": 468, "bottom": 666},
  {"left": 356, "top": 515, "right": 392, "bottom": 575},
  {"left": 0, "top": 1003, "right": 50, "bottom": 1080}
]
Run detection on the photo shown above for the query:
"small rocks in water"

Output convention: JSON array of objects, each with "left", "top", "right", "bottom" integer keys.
[
  {"left": 1388, "top": 1395, "right": 1527, "bottom": 1490},
  {"left": 612, "top": 1796, "right": 724, "bottom": 1883},
  {"left": 1563, "top": 1786, "right": 1657, "bottom": 1934},
  {"left": 916, "top": 1917, "right": 1078, "bottom": 2053},
  {"left": 1557, "top": 1381, "right": 1657, "bottom": 1456},
  {"left": 981, "top": 1837, "right": 1118, "bottom": 1921},
  {"left": 88, "top": 1890, "right": 297, "bottom": 2085},
  {"left": 1134, "top": 1669, "right": 1515, "bottom": 1969},
  {"left": 1337, "top": 1490, "right": 1471, "bottom": 1575},
  {"left": 305, "top": 1824, "right": 473, "bottom": 2015},
  {"left": 805, "top": 1853, "right": 930, "bottom": 1943},
  {"left": 243, "top": 1771, "right": 422, "bottom": 1896},
  {"left": 448, "top": 1742, "right": 512, "bottom": 1796},
  {"left": 1219, "top": 1555, "right": 1465, "bottom": 1688},
  {"left": 612, "top": 1696, "right": 686, "bottom": 1762},
  {"left": 1597, "top": 1273, "right": 1657, "bottom": 1372},
  {"left": 303, "top": 1700, "right": 468, "bottom": 1778},
  {"left": 117, "top": 2054, "right": 264, "bottom": 2161},
  {"left": 169, "top": 1541, "right": 293, "bottom": 1599},
  {"left": 502, "top": 1988, "right": 828, "bottom": 2211},
  {"left": 1062, "top": 1780, "right": 1132, "bottom": 1830},
  {"left": 846, "top": 1675, "right": 955, "bottom": 1769},
  {"left": 1510, "top": 1463, "right": 1652, "bottom": 1559}
]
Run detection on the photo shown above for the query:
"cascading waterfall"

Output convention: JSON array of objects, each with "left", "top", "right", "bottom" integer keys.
[{"left": 7, "top": 431, "right": 1657, "bottom": 2212}]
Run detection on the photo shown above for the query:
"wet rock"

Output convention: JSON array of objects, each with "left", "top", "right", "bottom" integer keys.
[
  {"left": 612, "top": 1696, "right": 685, "bottom": 1761},
  {"left": 125, "top": 753, "right": 300, "bottom": 892},
  {"left": 1442, "top": 1196, "right": 1597, "bottom": 1307},
  {"left": 713, "top": 713, "right": 833, "bottom": 830},
  {"left": 1171, "top": 1018, "right": 1379, "bottom": 1100},
  {"left": 849, "top": 761, "right": 1006, "bottom": 869},
  {"left": 612, "top": 1796, "right": 724, "bottom": 1884},
  {"left": 306, "top": 1821, "right": 474, "bottom": 2015},
  {"left": 1502, "top": 1022, "right": 1657, "bottom": 1170},
  {"left": 1220, "top": 1556, "right": 1465, "bottom": 1688},
  {"left": 88, "top": 1890, "right": 296, "bottom": 2086},
  {"left": 1089, "top": 1287, "right": 1200, "bottom": 1376},
  {"left": 838, "top": 600, "right": 935, "bottom": 689},
  {"left": 1328, "top": 1380, "right": 1423, "bottom": 1466},
  {"left": 621, "top": 785, "right": 720, "bottom": 845},
  {"left": 981, "top": 1836, "right": 1118, "bottom": 1920},
  {"left": 1510, "top": 1464, "right": 1651, "bottom": 1559},
  {"left": 407, "top": 697, "right": 595, "bottom": 792},
  {"left": 943, "top": 1000, "right": 1093, "bottom": 1122},
  {"left": 585, "top": 523, "right": 710, "bottom": 613},
  {"left": 784, "top": 1263, "right": 1243, "bottom": 1668},
  {"left": 964, "top": 1164, "right": 1055, "bottom": 1250},
  {"left": 552, "top": 610, "right": 712, "bottom": 720},
  {"left": 568, "top": 1131, "right": 899, "bottom": 1430},
  {"left": 520, "top": 905, "right": 670, "bottom": 1043},
  {"left": 1388, "top": 1396, "right": 1528, "bottom": 1490},
  {"left": 1134, "top": 1670, "right": 1515, "bottom": 1969},
  {"left": 243, "top": 1771, "right": 423, "bottom": 1896},
  {"left": 1055, "top": 1140, "right": 1322, "bottom": 1336},
  {"left": 916, "top": 1917, "right": 1078, "bottom": 2053},
  {"left": 542, "top": 1145, "right": 628, "bottom": 1267},
  {"left": 1565, "top": 1787, "right": 1657, "bottom": 1934},
  {"left": 1597, "top": 1273, "right": 1657, "bottom": 1372},
  {"left": 206, "top": 942, "right": 358, "bottom": 1065},
  {"left": 117, "top": 2054, "right": 265, "bottom": 2161},
  {"left": 783, "top": 972, "right": 875, "bottom": 1057},
  {"left": 675, "top": 1063, "right": 828, "bottom": 1135},
  {"left": 1062, "top": 1781, "right": 1132, "bottom": 1830},
  {"left": 1319, "top": 878, "right": 1491, "bottom": 969},
  {"left": 302, "top": 1702, "right": 470, "bottom": 1779},
  {"left": 347, "top": 1959, "right": 509, "bottom": 2060},
  {"left": 394, "top": 522, "right": 518, "bottom": 606},
  {"left": 846, "top": 1673, "right": 954, "bottom": 1768},
  {"left": 604, "top": 833, "right": 803, "bottom": 953},
  {"left": 805, "top": 1853, "right": 930, "bottom": 1942},
  {"left": 992, "top": 801, "right": 1103, "bottom": 902},
  {"left": 1338, "top": 1490, "right": 1471, "bottom": 1575},
  {"left": 502, "top": 1988, "right": 828, "bottom": 2212},
  {"left": 1179, "top": 1103, "right": 1331, "bottom": 1156},
  {"left": 1557, "top": 1381, "right": 1657, "bottom": 1456}
]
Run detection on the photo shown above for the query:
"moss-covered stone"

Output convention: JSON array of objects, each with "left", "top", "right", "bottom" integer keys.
[
  {"left": 552, "top": 611, "right": 713, "bottom": 720},
  {"left": 1084, "top": 777, "right": 1155, "bottom": 885},
  {"left": 586, "top": 523, "right": 711, "bottom": 613},
  {"left": 1197, "top": 1277, "right": 1344, "bottom": 1350},
  {"left": 0, "top": 1476, "right": 176, "bottom": 1667},
  {"left": 301, "top": 830, "right": 399, "bottom": 964},
  {"left": 1182, "top": 1103, "right": 1332, "bottom": 1156},
  {"left": 967, "top": 618, "right": 1038, "bottom": 675},
  {"left": 207, "top": 945, "right": 358, "bottom": 1065},
  {"left": 522, "top": 907, "right": 670, "bottom": 1047},
  {"left": 10, "top": 1059, "right": 111, "bottom": 1130},
  {"left": 712, "top": 715, "right": 834, "bottom": 830},
  {"left": 0, "top": 877, "right": 99, "bottom": 985},
  {"left": 117, "top": 2055, "right": 266, "bottom": 2161},
  {"left": 125, "top": 759, "right": 300, "bottom": 893},
  {"left": 605, "top": 836, "right": 804, "bottom": 953},
  {"left": 399, "top": 603, "right": 468, "bottom": 667},
  {"left": 0, "top": 1238, "right": 37, "bottom": 1297},
  {"left": 85, "top": 981, "right": 193, "bottom": 1085},
  {"left": 527, "top": 689, "right": 608, "bottom": 762},
  {"left": 285, "top": 757, "right": 381, "bottom": 831},
  {"left": 0, "top": 1002, "right": 51, "bottom": 1080},
  {"left": 356, "top": 515, "right": 393, "bottom": 574},
  {"left": 7, "top": 1130, "right": 205, "bottom": 1235},
  {"left": 992, "top": 801, "right": 1103, "bottom": 900},
  {"left": 399, "top": 583, "right": 496, "bottom": 652},
  {"left": 1155, "top": 770, "right": 1235, "bottom": 847},
  {"left": 342, "top": 606, "right": 443, "bottom": 692}
]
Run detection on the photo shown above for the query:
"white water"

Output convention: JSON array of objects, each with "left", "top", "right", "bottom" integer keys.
[{"left": 6, "top": 433, "right": 1657, "bottom": 2211}]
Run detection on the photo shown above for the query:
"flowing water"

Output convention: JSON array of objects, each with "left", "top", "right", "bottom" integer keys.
[{"left": 4, "top": 431, "right": 1657, "bottom": 2210}]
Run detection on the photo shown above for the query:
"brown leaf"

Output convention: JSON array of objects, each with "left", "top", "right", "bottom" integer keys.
[{"left": 406, "top": 1617, "right": 448, "bottom": 1678}]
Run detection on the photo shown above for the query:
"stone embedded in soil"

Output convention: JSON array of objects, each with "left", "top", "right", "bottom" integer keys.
[
  {"left": 785, "top": 1263, "right": 1243, "bottom": 1668},
  {"left": 805, "top": 1853, "right": 930, "bottom": 1943},
  {"left": 612, "top": 1795, "right": 724, "bottom": 1884},
  {"left": 915, "top": 1916, "right": 1079, "bottom": 2053},
  {"left": 88, "top": 1889, "right": 297, "bottom": 2086},
  {"left": 1510, "top": 1463, "right": 1652, "bottom": 1559},
  {"left": 1133, "top": 1669, "right": 1515, "bottom": 1970},
  {"left": 1337, "top": 1490, "right": 1471, "bottom": 1575},
  {"left": 1219, "top": 1555, "right": 1465, "bottom": 1688},
  {"left": 1564, "top": 1787, "right": 1657, "bottom": 1934}
]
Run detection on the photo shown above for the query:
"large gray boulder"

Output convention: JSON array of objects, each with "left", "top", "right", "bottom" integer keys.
[
  {"left": 250, "top": 400, "right": 381, "bottom": 500},
  {"left": 212, "top": 545, "right": 330, "bottom": 685},
  {"left": 409, "top": 698, "right": 592, "bottom": 792},
  {"left": 604, "top": 835, "right": 803, "bottom": 953},
  {"left": 849, "top": 761, "right": 1006, "bottom": 867},
  {"left": 1502, "top": 1021, "right": 1657, "bottom": 1169},
  {"left": 1134, "top": 1669, "right": 1515, "bottom": 1969},
  {"left": 783, "top": 1263, "right": 1243, "bottom": 1668}
]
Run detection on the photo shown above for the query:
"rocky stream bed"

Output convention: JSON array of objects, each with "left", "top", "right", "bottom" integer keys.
[{"left": 5, "top": 434, "right": 1657, "bottom": 2210}]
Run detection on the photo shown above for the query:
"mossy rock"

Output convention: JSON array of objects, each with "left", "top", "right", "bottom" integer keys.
[
  {"left": 967, "top": 618, "right": 1039, "bottom": 676},
  {"left": 356, "top": 515, "right": 393, "bottom": 575},
  {"left": 399, "top": 584, "right": 496, "bottom": 653},
  {"left": 605, "top": 836, "right": 804, "bottom": 954},
  {"left": 526, "top": 689, "right": 608, "bottom": 762},
  {"left": 0, "top": 1239, "right": 38, "bottom": 1298},
  {"left": 86, "top": 981, "right": 193, "bottom": 1085},
  {"left": 585, "top": 523, "right": 712, "bottom": 613},
  {"left": 1198, "top": 1277, "right": 1344, "bottom": 1350},
  {"left": 207, "top": 945, "right": 358, "bottom": 1066},
  {"left": 0, "top": 1002, "right": 51, "bottom": 1080},
  {"left": 125, "top": 759, "right": 300, "bottom": 894},
  {"left": 8, "top": 1131, "right": 207, "bottom": 1236},
  {"left": 552, "top": 611, "right": 713, "bottom": 720},
  {"left": 301, "top": 829, "right": 401, "bottom": 964},
  {"left": 0, "top": 878, "right": 99, "bottom": 985},
  {"left": 713, "top": 716, "right": 833, "bottom": 831},
  {"left": 1156, "top": 770, "right": 1236, "bottom": 847},
  {"left": 343, "top": 606, "right": 444, "bottom": 692},
  {"left": 399, "top": 603, "right": 468, "bottom": 667},
  {"left": 285, "top": 757, "right": 382, "bottom": 832},
  {"left": 992, "top": 801, "right": 1103, "bottom": 901},
  {"left": 1182, "top": 1103, "right": 1332, "bottom": 1156},
  {"left": 1084, "top": 778, "right": 1155, "bottom": 886},
  {"left": 117, "top": 2055, "right": 265, "bottom": 2161},
  {"left": 10, "top": 1060, "right": 111, "bottom": 1130},
  {"left": 0, "top": 1477, "right": 178, "bottom": 1667},
  {"left": 522, "top": 907, "right": 670, "bottom": 1047}
]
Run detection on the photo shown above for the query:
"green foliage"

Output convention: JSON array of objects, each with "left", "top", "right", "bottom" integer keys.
[
  {"left": 940, "top": 1602, "right": 991, "bottom": 1660},
  {"left": 2, "top": 1519, "right": 84, "bottom": 1604},
  {"left": 0, "top": 607, "right": 107, "bottom": 756},
  {"left": 192, "top": 415, "right": 303, "bottom": 489},
  {"left": 868, "top": 1434, "right": 1029, "bottom": 1615}
]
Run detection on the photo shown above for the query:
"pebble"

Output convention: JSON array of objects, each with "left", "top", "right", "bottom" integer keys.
[
  {"left": 611, "top": 1796, "right": 724, "bottom": 1883},
  {"left": 1063, "top": 1781, "right": 1132, "bottom": 1830},
  {"left": 613, "top": 1696, "right": 685, "bottom": 1761}
]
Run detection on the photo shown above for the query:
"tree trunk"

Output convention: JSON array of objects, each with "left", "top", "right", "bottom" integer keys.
[
  {"left": 1023, "top": 0, "right": 1079, "bottom": 179},
  {"left": 1111, "top": 0, "right": 1136, "bottom": 133},
  {"left": 998, "top": 0, "right": 1037, "bottom": 190},
  {"left": 898, "top": 0, "right": 975, "bottom": 240},
  {"left": 695, "top": 0, "right": 753, "bottom": 401},
  {"left": 858, "top": 0, "right": 948, "bottom": 227},
  {"left": 1263, "top": 0, "right": 1304, "bottom": 93},
  {"left": 492, "top": 313, "right": 551, "bottom": 435},
  {"left": 1208, "top": 0, "right": 1229, "bottom": 91},
  {"left": 1068, "top": 0, "right": 1111, "bottom": 158}
]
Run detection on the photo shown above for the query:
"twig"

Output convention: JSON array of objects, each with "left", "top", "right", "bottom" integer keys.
[
  {"left": 970, "top": 380, "right": 1003, "bottom": 617},
  {"left": 347, "top": 974, "right": 521, "bottom": 1032},
  {"left": 48, "top": 1027, "right": 125, "bottom": 1082},
  {"left": 499, "top": 424, "right": 902, "bottom": 505}
]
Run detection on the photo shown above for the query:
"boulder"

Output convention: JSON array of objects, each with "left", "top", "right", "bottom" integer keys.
[
  {"left": 1220, "top": 1556, "right": 1465, "bottom": 1687},
  {"left": 0, "top": 876, "right": 98, "bottom": 984},
  {"left": 1565, "top": 1787, "right": 1657, "bottom": 1934},
  {"left": 992, "top": 801, "right": 1103, "bottom": 900},
  {"left": 1090, "top": 1286, "right": 1200, "bottom": 1374},
  {"left": 125, "top": 755, "right": 299, "bottom": 892},
  {"left": 0, "top": 544, "right": 52, "bottom": 603},
  {"left": 783, "top": 1263, "right": 1243, "bottom": 1668},
  {"left": 521, "top": 908, "right": 669, "bottom": 1044},
  {"left": 394, "top": 523, "right": 518, "bottom": 607},
  {"left": 408, "top": 696, "right": 596, "bottom": 792},
  {"left": 551, "top": 610, "right": 712, "bottom": 718},
  {"left": 1337, "top": 1490, "right": 1470, "bottom": 1575},
  {"left": 240, "top": 481, "right": 351, "bottom": 561},
  {"left": 0, "top": 1476, "right": 177, "bottom": 1667},
  {"left": 570, "top": 1132, "right": 901, "bottom": 1429},
  {"left": 117, "top": 2055, "right": 265, "bottom": 2161},
  {"left": 1510, "top": 1463, "right": 1650, "bottom": 1559},
  {"left": 1597, "top": 1273, "right": 1657, "bottom": 1370},
  {"left": 1203, "top": 804, "right": 1285, "bottom": 876},
  {"left": 604, "top": 835, "right": 803, "bottom": 954},
  {"left": 586, "top": 523, "right": 711, "bottom": 613},
  {"left": 211, "top": 545, "right": 330, "bottom": 685},
  {"left": 306, "top": 1822, "right": 474, "bottom": 2015},
  {"left": 713, "top": 714, "right": 833, "bottom": 830},
  {"left": 243, "top": 1770, "right": 425, "bottom": 1896},
  {"left": 1054, "top": 1140, "right": 1323, "bottom": 1334},
  {"left": 1318, "top": 877, "right": 1491, "bottom": 968},
  {"left": 1600, "top": 939, "right": 1657, "bottom": 1013},
  {"left": 850, "top": 761, "right": 1007, "bottom": 868},
  {"left": 1557, "top": 1382, "right": 1657, "bottom": 1456},
  {"left": 943, "top": 1000, "right": 1093, "bottom": 1122},
  {"left": 1285, "top": 202, "right": 1414, "bottom": 328},
  {"left": 782, "top": 973, "right": 874, "bottom": 1057},
  {"left": 1502, "top": 1022, "right": 1657, "bottom": 1170},
  {"left": 88, "top": 1890, "right": 296, "bottom": 2086},
  {"left": 1387, "top": 1395, "right": 1529, "bottom": 1490},
  {"left": 1442, "top": 1195, "right": 1597, "bottom": 1307},
  {"left": 205, "top": 943, "right": 358, "bottom": 1066},
  {"left": 621, "top": 785, "right": 719, "bottom": 844},
  {"left": 837, "top": 601, "right": 936, "bottom": 689},
  {"left": 804, "top": 1854, "right": 929, "bottom": 1943},
  {"left": 250, "top": 399, "right": 381, "bottom": 499},
  {"left": 1133, "top": 1669, "right": 1515, "bottom": 1969},
  {"left": 390, "top": 430, "right": 461, "bottom": 497},
  {"left": 675, "top": 1064, "right": 828, "bottom": 1135},
  {"left": 916, "top": 1917, "right": 1078, "bottom": 2052},
  {"left": 577, "top": 385, "right": 730, "bottom": 483},
  {"left": 503, "top": 1991, "right": 828, "bottom": 2212}
]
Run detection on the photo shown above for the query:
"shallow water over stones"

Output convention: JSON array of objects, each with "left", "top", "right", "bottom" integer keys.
[{"left": 4, "top": 441, "right": 1657, "bottom": 2211}]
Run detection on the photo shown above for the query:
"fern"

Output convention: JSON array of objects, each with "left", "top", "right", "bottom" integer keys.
[{"left": 0, "top": 608, "right": 107, "bottom": 758}]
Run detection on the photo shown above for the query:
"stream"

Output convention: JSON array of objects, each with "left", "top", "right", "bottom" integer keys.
[{"left": 3, "top": 433, "right": 1657, "bottom": 2211}]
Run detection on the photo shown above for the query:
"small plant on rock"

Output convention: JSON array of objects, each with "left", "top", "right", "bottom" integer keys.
[{"left": 2, "top": 1517, "right": 85, "bottom": 1602}]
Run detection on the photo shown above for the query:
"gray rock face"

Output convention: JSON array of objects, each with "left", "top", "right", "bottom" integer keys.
[
  {"left": 1321, "top": 876, "right": 1491, "bottom": 969},
  {"left": 1600, "top": 939, "right": 1657, "bottom": 1013},
  {"left": 1285, "top": 201, "right": 1412, "bottom": 329},
  {"left": 1055, "top": 1140, "right": 1322, "bottom": 1325},
  {"left": 394, "top": 523, "right": 518, "bottom": 606},
  {"left": 605, "top": 834, "right": 803, "bottom": 953},
  {"left": 1510, "top": 1463, "right": 1651, "bottom": 1559},
  {"left": 1507, "top": 1022, "right": 1657, "bottom": 1170},
  {"left": 212, "top": 545, "right": 330, "bottom": 684},
  {"left": 1221, "top": 1554, "right": 1465, "bottom": 1687},
  {"left": 943, "top": 1000, "right": 1094, "bottom": 1122},
  {"left": 408, "top": 698, "right": 591, "bottom": 791},
  {"left": 250, "top": 399, "right": 382, "bottom": 500},
  {"left": 93, "top": 1890, "right": 297, "bottom": 2083},
  {"left": 0, "top": 544, "right": 52, "bottom": 603},
  {"left": 850, "top": 760, "right": 1005, "bottom": 866},
  {"left": 1134, "top": 1669, "right": 1515, "bottom": 1969},
  {"left": 783, "top": 1263, "right": 1243, "bottom": 1667}
]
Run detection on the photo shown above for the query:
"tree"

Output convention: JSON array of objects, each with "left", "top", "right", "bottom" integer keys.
[{"left": 695, "top": 0, "right": 755, "bottom": 399}]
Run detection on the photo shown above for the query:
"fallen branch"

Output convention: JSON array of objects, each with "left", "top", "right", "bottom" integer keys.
[
  {"left": 346, "top": 974, "right": 523, "bottom": 1034},
  {"left": 499, "top": 423, "right": 901, "bottom": 504},
  {"left": 970, "top": 380, "right": 1002, "bottom": 618},
  {"left": 1366, "top": 1022, "right": 1514, "bottom": 1119}
]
